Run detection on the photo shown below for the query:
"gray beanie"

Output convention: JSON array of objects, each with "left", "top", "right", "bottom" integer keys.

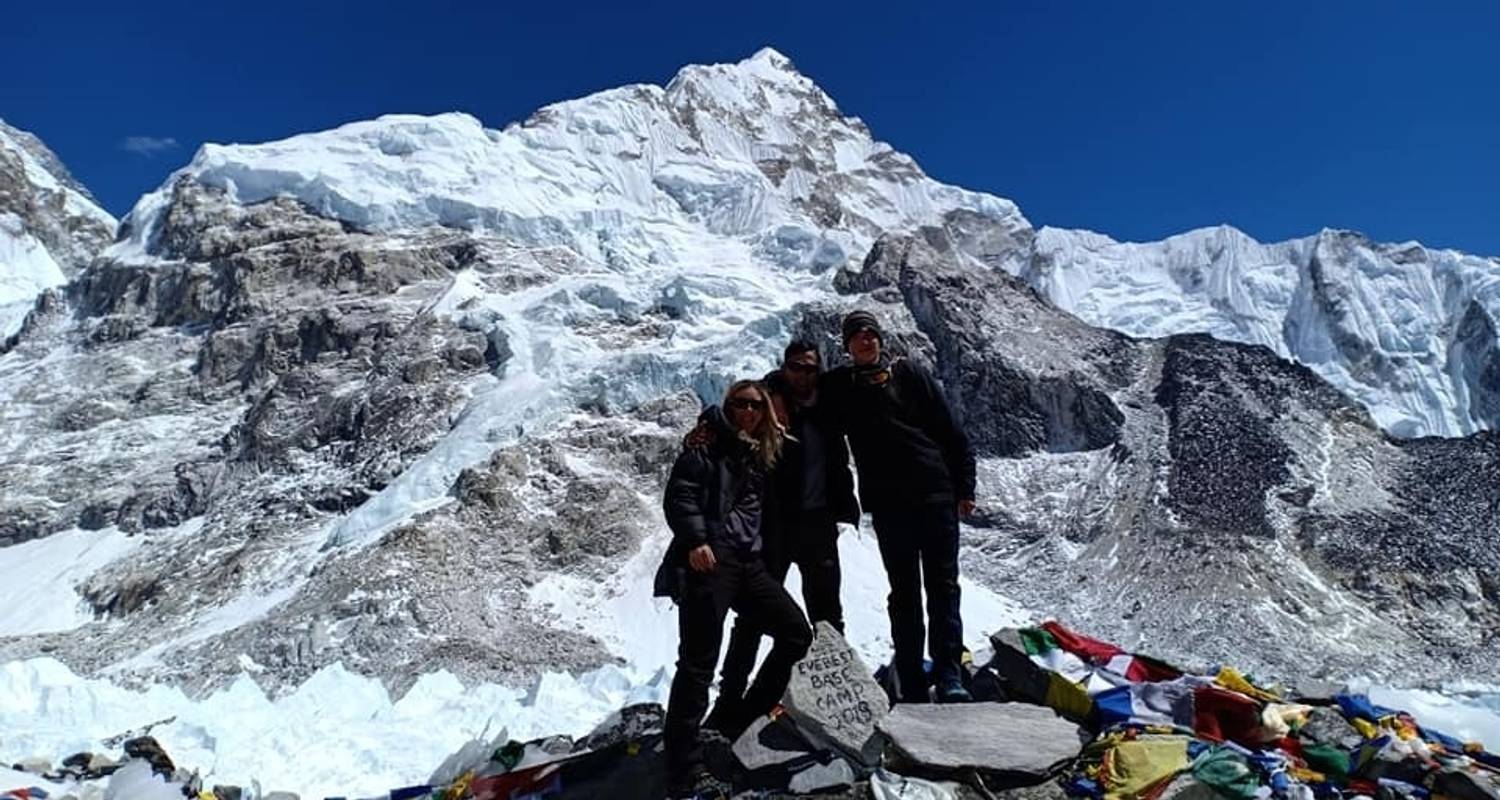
[{"left": 841, "top": 310, "right": 882, "bottom": 347}]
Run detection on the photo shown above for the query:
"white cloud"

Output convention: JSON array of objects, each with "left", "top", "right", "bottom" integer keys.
[{"left": 119, "top": 135, "right": 179, "bottom": 156}]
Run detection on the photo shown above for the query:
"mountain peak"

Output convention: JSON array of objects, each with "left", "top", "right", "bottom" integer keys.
[
  {"left": 748, "top": 46, "right": 794, "bottom": 69},
  {"left": 0, "top": 119, "right": 110, "bottom": 209},
  {"left": 664, "top": 47, "right": 822, "bottom": 109}
]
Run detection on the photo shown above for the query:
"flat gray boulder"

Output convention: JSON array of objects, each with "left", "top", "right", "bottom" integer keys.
[
  {"left": 783, "top": 622, "right": 889, "bottom": 765},
  {"left": 877, "top": 702, "right": 1082, "bottom": 778}
]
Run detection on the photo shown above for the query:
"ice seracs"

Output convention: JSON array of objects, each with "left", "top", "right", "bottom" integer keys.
[{"left": 1029, "top": 224, "right": 1500, "bottom": 437}]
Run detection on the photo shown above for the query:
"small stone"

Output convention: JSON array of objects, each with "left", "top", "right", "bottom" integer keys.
[
  {"left": 62, "top": 751, "right": 93, "bottom": 768},
  {"left": 61, "top": 751, "right": 118, "bottom": 779},
  {"left": 1301, "top": 706, "right": 1365, "bottom": 750},
  {"left": 122, "top": 735, "right": 176, "bottom": 777},
  {"left": 13, "top": 756, "right": 51, "bottom": 774},
  {"left": 530, "top": 734, "right": 574, "bottom": 756},
  {"left": 788, "top": 757, "right": 855, "bottom": 793},
  {"left": 578, "top": 702, "right": 665, "bottom": 752}
]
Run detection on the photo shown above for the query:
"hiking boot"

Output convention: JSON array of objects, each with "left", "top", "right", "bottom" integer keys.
[{"left": 935, "top": 677, "right": 972, "bottom": 704}]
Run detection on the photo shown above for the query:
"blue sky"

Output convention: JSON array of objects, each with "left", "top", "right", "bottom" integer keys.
[{"left": 4, "top": 1, "right": 1497, "bottom": 253}]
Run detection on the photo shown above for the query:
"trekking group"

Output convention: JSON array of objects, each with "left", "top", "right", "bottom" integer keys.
[{"left": 653, "top": 310, "right": 978, "bottom": 797}]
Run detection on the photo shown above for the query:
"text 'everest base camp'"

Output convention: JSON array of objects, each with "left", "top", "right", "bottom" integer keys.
[{"left": 1, "top": 47, "right": 1498, "bottom": 800}]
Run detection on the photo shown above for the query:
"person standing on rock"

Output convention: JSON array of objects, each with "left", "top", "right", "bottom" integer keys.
[
  {"left": 823, "top": 310, "right": 977, "bottom": 704},
  {"left": 704, "top": 340, "right": 861, "bottom": 736},
  {"left": 654, "top": 379, "right": 813, "bottom": 797}
]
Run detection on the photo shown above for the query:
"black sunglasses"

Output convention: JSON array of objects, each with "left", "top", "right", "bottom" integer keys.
[
  {"left": 784, "top": 363, "right": 819, "bottom": 375},
  {"left": 728, "top": 397, "right": 766, "bottom": 411}
]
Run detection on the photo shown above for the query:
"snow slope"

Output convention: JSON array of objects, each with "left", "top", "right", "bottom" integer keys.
[
  {"left": 0, "top": 525, "right": 142, "bottom": 636},
  {"left": 527, "top": 520, "right": 1033, "bottom": 677},
  {"left": 0, "top": 212, "right": 67, "bottom": 337}
]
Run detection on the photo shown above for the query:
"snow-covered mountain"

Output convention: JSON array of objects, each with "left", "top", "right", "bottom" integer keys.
[
  {"left": 2, "top": 48, "right": 1031, "bottom": 691},
  {"left": 1027, "top": 225, "right": 1500, "bottom": 438},
  {"left": 0, "top": 120, "right": 116, "bottom": 337},
  {"left": 2, "top": 47, "right": 1499, "bottom": 795}
]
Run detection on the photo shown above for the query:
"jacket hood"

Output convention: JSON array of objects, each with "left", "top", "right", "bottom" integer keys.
[
  {"left": 700, "top": 404, "right": 736, "bottom": 436},
  {"left": 699, "top": 404, "right": 755, "bottom": 458}
]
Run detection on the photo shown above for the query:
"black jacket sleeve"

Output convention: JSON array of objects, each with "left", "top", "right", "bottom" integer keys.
[
  {"left": 813, "top": 369, "right": 860, "bottom": 524},
  {"left": 817, "top": 368, "right": 849, "bottom": 433},
  {"left": 904, "top": 360, "right": 977, "bottom": 501},
  {"left": 663, "top": 446, "right": 714, "bottom": 548}
]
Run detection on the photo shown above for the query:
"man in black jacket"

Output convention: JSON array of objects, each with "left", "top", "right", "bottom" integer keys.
[
  {"left": 822, "top": 310, "right": 977, "bottom": 704},
  {"left": 705, "top": 341, "right": 860, "bottom": 735}
]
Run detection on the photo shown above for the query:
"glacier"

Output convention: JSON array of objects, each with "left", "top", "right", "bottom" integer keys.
[{"left": 1029, "top": 225, "right": 1500, "bottom": 437}]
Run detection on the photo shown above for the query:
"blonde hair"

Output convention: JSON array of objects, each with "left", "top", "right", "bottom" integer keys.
[{"left": 723, "top": 379, "right": 784, "bottom": 470}]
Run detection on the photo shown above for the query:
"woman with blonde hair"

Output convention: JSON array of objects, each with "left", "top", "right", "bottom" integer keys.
[{"left": 654, "top": 379, "right": 812, "bottom": 798}]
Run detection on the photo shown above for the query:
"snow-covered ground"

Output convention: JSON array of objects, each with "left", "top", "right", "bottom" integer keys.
[
  {"left": 527, "top": 519, "right": 1033, "bottom": 677},
  {"left": 4, "top": 619, "right": 1499, "bottom": 798},
  {"left": 5, "top": 514, "right": 1498, "bottom": 799},
  {"left": 0, "top": 656, "right": 670, "bottom": 798},
  {"left": 0, "top": 525, "right": 143, "bottom": 637}
]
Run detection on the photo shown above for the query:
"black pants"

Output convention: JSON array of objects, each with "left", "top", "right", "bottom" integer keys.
[
  {"left": 664, "top": 548, "right": 811, "bottom": 779},
  {"left": 714, "top": 511, "right": 843, "bottom": 710},
  {"left": 873, "top": 502, "right": 964, "bottom": 701}
]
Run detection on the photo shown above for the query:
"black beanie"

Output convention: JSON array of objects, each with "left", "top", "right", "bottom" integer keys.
[{"left": 841, "top": 310, "right": 882, "bottom": 347}]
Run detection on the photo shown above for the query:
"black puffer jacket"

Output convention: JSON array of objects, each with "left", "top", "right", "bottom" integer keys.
[
  {"left": 653, "top": 406, "right": 767, "bottom": 600},
  {"left": 821, "top": 357, "right": 976, "bottom": 512}
]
